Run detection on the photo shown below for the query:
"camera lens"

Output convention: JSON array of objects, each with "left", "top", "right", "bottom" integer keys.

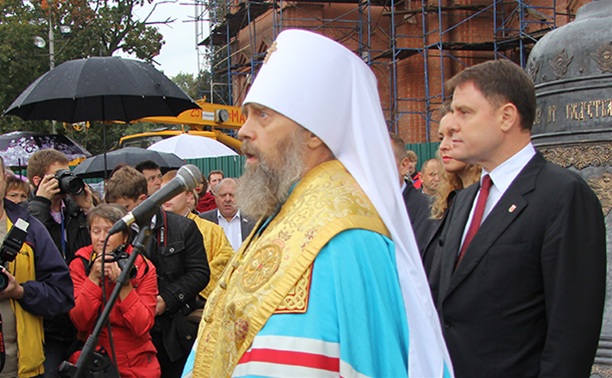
[
  {"left": 64, "top": 176, "right": 85, "bottom": 195},
  {"left": 55, "top": 170, "right": 85, "bottom": 195},
  {"left": 116, "top": 258, "right": 137, "bottom": 279},
  {"left": 0, "top": 271, "right": 9, "bottom": 291}
]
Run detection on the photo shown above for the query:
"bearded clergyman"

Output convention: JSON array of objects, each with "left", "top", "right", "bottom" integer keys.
[{"left": 181, "top": 30, "right": 453, "bottom": 378}]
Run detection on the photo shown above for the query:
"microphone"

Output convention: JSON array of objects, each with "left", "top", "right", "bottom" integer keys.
[{"left": 108, "top": 164, "right": 202, "bottom": 235}]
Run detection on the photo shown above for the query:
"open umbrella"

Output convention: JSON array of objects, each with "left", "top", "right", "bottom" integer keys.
[
  {"left": 4, "top": 56, "right": 199, "bottom": 123},
  {"left": 3, "top": 56, "right": 200, "bottom": 179},
  {"left": 0, "top": 131, "right": 91, "bottom": 167},
  {"left": 72, "top": 147, "right": 185, "bottom": 179},
  {"left": 147, "top": 134, "right": 238, "bottom": 159}
]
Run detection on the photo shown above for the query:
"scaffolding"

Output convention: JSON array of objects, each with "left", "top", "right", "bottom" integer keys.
[
  {"left": 194, "top": 0, "right": 570, "bottom": 141},
  {"left": 383, "top": 0, "right": 560, "bottom": 140},
  {"left": 194, "top": 0, "right": 391, "bottom": 103}
]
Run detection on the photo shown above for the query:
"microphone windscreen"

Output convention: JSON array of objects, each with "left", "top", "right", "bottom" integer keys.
[{"left": 177, "top": 164, "right": 203, "bottom": 191}]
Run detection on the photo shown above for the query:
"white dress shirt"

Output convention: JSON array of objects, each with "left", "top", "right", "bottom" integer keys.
[
  {"left": 461, "top": 143, "right": 536, "bottom": 249},
  {"left": 217, "top": 210, "right": 242, "bottom": 251}
]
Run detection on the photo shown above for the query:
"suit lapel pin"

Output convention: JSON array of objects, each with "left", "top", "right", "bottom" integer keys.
[{"left": 508, "top": 204, "right": 517, "bottom": 213}]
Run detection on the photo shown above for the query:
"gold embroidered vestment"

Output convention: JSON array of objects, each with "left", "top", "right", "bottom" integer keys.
[{"left": 192, "top": 160, "right": 389, "bottom": 377}]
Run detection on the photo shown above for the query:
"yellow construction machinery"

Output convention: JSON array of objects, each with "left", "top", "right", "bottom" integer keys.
[{"left": 118, "top": 99, "right": 245, "bottom": 151}]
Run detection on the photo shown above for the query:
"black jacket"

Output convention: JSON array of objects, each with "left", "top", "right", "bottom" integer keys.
[
  {"left": 428, "top": 153, "right": 605, "bottom": 377},
  {"left": 26, "top": 195, "right": 90, "bottom": 263},
  {"left": 26, "top": 195, "right": 91, "bottom": 345},
  {"left": 421, "top": 189, "right": 458, "bottom": 277},
  {"left": 402, "top": 181, "right": 436, "bottom": 253},
  {"left": 146, "top": 208, "right": 210, "bottom": 362},
  {"left": 199, "top": 209, "right": 256, "bottom": 243}
]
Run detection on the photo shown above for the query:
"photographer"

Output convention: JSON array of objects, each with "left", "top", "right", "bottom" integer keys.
[
  {"left": 0, "top": 156, "right": 74, "bottom": 377},
  {"left": 26, "top": 149, "right": 96, "bottom": 377},
  {"left": 68, "top": 204, "right": 159, "bottom": 377}
]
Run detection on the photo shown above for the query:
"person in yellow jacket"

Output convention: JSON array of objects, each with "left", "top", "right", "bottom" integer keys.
[
  {"left": 0, "top": 157, "right": 74, "bottom": 378},
  {"left": 160, "top": 171, "right": 234, "bottom": 300}
]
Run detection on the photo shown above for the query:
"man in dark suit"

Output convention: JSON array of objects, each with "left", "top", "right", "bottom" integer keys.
[
  {"left": 200, "top": 178, "right": 256, "bottom": 250},
  {"left": 429, "top": 59, "right": 606, "bottom": 377},
  {"left": 390, "top": 134, "right": 435, "bottom": 252}
]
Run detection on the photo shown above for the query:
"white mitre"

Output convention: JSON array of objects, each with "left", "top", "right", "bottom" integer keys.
[{"left": 243, "top": 29, "right": 452, "bottom": 377}]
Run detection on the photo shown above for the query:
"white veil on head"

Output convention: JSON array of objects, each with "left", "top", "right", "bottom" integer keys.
[{"left": 243, "top": 29, "right": 452, "bottom": 377}]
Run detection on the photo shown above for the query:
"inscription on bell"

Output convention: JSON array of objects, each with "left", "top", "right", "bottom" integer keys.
[
  {"left": 534, "top": 99, "right": 612, "bottom": 126},
  {"left": 566, "top": 99, "right": 612, "bottom": 121},
  {"left": 534, "top": 105, "right": 559, "bottom": 126}
]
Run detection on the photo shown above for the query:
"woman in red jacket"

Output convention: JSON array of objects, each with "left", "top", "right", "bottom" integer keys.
[{"left": 69, "top": 204, "right": 160, "bottom": 377}]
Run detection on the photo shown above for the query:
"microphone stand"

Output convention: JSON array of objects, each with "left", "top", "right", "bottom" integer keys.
[{"left": 59, "top": 226, "right": 151, "bottom": 378}]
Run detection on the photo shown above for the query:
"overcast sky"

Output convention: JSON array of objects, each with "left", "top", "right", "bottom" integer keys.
[{"left": 121, "top": 1, "right": 203, "bottom": 78}]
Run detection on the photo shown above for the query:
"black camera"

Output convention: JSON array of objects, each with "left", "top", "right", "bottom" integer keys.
[
  {"left": 0, "top": 219, "right": 29, "bottom": 291},
  {"left": 107, "top": 245, "right": 137, "bottom": 279},
  {"left": 54, "top": 169, "right": 85, "bottom": 196}
]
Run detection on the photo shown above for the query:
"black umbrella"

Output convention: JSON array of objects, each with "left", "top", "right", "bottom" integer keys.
[
  {"left": 0, "top": 131, "right": 91, "bottom": 167},
  {"left": 72, "top": 147, "right": 185, "bottom": 179},
  {"left": 4, "top": 56, "right": 199, "bottom": 123}
]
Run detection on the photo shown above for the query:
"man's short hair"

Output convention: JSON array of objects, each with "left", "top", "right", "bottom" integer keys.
[
  {"left": 109, "top": 163, "right": 129, "bottom": 179},
  {"left": 27, "top": 149, "right": 69, "bottom": 183},
  {"left": 406, "top": 150, "right": 418, "bottom": 162},
  {"left": 421, "top": 158, "right": 440, "bottom": 173},
  {"left": 105, "top": 166, "right": 147, "bottom": 203},
  {"left": 214, "top": 177, "right": 237, "bottom": 196},
  {"left": 134, "top": 160, "right": 161, "bottom": 173},
  {"left": 389, "top": 134, "right": 407, "bottom": 162},
  {"left": 162, "top": 170, "right": 177, "bottom": 183},
  {"left": 207, "top": 170, "right": 224, "bottom": 182},
  {"left": 445, "top": 59, "right": 536, "bottom": 131}
]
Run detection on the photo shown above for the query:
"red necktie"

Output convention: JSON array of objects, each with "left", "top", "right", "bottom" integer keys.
[{"left": 455, "top": 174, "right": 493, "bottom": 269}]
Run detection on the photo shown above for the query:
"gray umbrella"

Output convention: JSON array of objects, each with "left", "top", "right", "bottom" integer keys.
[
  {"left": 72, "top": 147, "right": 185, "bottom": 179},
  {"left": 3, "top": 56, "right": 199, "bottom": 123}
]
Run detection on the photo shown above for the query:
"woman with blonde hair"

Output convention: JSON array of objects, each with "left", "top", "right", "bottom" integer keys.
[
  {"left": 4, "top": 174, "right": 30, "bottom": 204},
  {"left": 430, "top": 158, "right": 481, "bottom": 220},
  {"left": 423, "top": 111, "right": 481, "bottom": 274}
]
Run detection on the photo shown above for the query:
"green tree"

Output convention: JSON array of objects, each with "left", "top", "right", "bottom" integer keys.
[
  {"left": 173, "top": 72, "right": 198, "bottom": 99},
  {"left": 57, "top": 0, "right": 164, "bottom": 60},
  {"left": 0, "top": 0, "right": 169, "bottom": 153},
  {"left": 0, "top": 0, "right": 50, "bottom": 133},
  {"left": 192, "top": 67, "right": 229, "bottom": 104}
]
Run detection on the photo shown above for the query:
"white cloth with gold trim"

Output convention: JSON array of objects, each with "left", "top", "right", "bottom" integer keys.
[{"left": 243, "top": 29, "right": 453, "bottom": 377}]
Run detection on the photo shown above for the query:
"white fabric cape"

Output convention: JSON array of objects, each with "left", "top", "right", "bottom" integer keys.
[{"left": 243, "top": 29, "right": 453, "bottom": 377}]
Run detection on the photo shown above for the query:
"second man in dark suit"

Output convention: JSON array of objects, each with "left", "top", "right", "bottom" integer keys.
[
  {"left": 429, "top": 59, "right": 606, "bottom": 377},
  {"left": 390, "top": 134, "right": 434, "bottom": 253},
  {"left": 200, "top": 178, "right": 256, "bottom": 251}
]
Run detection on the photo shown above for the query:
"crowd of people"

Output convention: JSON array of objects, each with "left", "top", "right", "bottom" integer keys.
[
  {"left": 0, "top": 29, "right": 607, "bottom": 378},
  {"left": 0, "top": 149, "right": 253, "bottom": 377}
]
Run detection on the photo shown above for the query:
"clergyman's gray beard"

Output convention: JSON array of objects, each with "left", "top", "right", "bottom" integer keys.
[{"left": 237, "top": 135, "right": 307, "bottom": 220}]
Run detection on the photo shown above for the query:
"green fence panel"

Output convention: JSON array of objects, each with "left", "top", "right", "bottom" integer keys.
[
  {"left": 188, "top": 144, "right": 439, "bottom": 178},
  {"left": 81, "top": 145, "right": 436, "bottom": 184},
  {"left": 405, "top": 142, "right": 440, "bottom": 171},
  {"left": 82, "top": 177, "right": 103, "bottom": 184},
  {"left": 186, "top": 155, "right": 246, "bottom": 179}
]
